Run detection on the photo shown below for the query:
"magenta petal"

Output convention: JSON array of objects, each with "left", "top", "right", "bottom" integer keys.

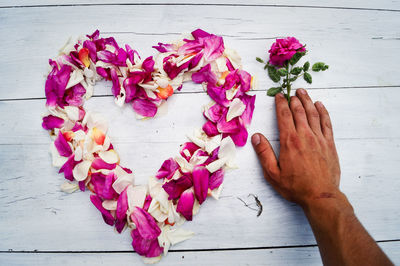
[
  {"left": 110, "top": 68, "right": 121, "bottom": 97},
  {"left": 143, "top": 195, "right": 152, "bottom": 212},
  {"left": 115, "top": 218, "right": 126, "bottom": 234},
  {"left": 97, "top": 50, "right": 117, "bottom": 64},
  {"left": 156, "top": 158, "right": 179, "bottom": 179},
  {"left": 204, "top": 103, "right": 225, "bottom": 123},
  {"left": 130, "top": 207, "right": 161, "bottom": 240},
  {"left": 237, "top": 70, "right": 251, "bottom": 93},
  {"left": 91, "top": 157, "right": 116, "bottom": 170},
  {"left": 202, "top": 121, "right": 219, "bottom": 137},
  {"left": 152, "top": 42, "right": 174, "bottom": 53},
  {"left": 64, "top": 83, "right": 86, "bottom": 106},
  {"left": 90, "top": 194, "right": 115, "bottom": 226},
  {"left": 78, "top": 180, "right": 86, "bottom": 191},
  {"left": 132, "top": 98, "right": 157, "bottom": 117},
  {"left": 191, "top": 28, "right": 211, "bottom": 39},
  {"left": 162, "top": 174, "right": 193, "bottom": 200},
  {"left": 203, "top": 35, "right": 225, "bottom": 62},
  {"left": 192, "top": 166, "right": 209, "bottom": 204},
  {"left": 192, "top": 64, "right": 217, "bottom": 84},
  {"left": 176, "top": 189, "right": 195, "bottom": 221},
  {"left": 91, "top": 172, "right": 118, "bottom": 200},
  {"left": 206, "top": 83, "right": 230, "bottom": 107},
  {"left": 230, "top": 125, "right": 249, "bottom": 147},
  {"left": 209, "top": 168, "right": 224, "bottom": 190},
  {"left": 240, "top": 94, "right": 256, "bottom": 127},
  {"left": 87, "top": 30, "right": 100, "bottom": 40},
  {"left": 131, "top": 229, "right": 163, "bottom": 258},
  {"left": 54, "top": 131, "right": 72, "bottom": 157},
  {"left": 96, "top": 67, "right": 110, "bottom": 79},
  {"left": 42, "top": 115, "right": 64, "bottom": 130},
  {"left": 83, "top": 40, "right": 97, "bottom": 62},
  {"left": 45, "top": 62, "right": 71, "bottom": 107},
  {"left": 179, "top": 142, "right": 200, "bottom": 161},
  {"left": 59, "top": 155, "right": 78, "bottom": 181},
  {"left": 142, "top": 56, "right": 155, "bottom": 73},
  {"left": 116, "top": 187, "right": 129, "bottom": 220},
  {"left": 217, "top": 117, "right": 241, "bottom": 134}
]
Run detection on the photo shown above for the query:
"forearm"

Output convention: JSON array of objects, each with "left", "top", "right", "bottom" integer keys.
[{"left": 302, "top": 191, "right": 393, "bottom": 266}]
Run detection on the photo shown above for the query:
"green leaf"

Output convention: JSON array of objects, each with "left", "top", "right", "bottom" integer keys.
[
  {"left": 322, "top": 65, "right": 329, "bottom": 71},
  {"left": 290, "top": 67, "right": 302, "bottom": 75},
  {"left": 267, "top": 87, "right": 282, "bottom": 96},
  {"left": 304, "top": 72, "right": 312, "bottom": 84},
  {"left": 289, "top": 76, "right": 298, "bottom": 82},
  {"left": 264, "top": 64, "right": 268, "bottom": 70},
  {"left": 277, "top": 68, "right": 288, "bottom": 76},
  {"left": 267, "top": 66, "right": 281, "bottom": 83},
  {"left": 303, "top": 61, "right": 310, "bottom": 71},
  {"left": 256, "top": 57, "right": 264, "bottom": 63},
  {"left": 312, "top": 62, "right": 325, "bottom": 72},
  {"left": 289, "top": 52, "right": 306, "bottom": 65}
]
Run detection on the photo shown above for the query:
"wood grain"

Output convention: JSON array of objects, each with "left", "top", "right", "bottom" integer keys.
[{"left": 0, "top": 5, "right": 399, "bottom": 100}]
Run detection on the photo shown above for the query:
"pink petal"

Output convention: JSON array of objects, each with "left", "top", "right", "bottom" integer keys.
[
  {"left": 204, "top": 103, "right": 225, "bottom": 123},
  {"left": 192, "top": 64, "right": 217, "bottom": 84},
  {"left": 143, "top": 195, "right": 152, "bottom": 212},
  {"left": 116, "top": 187, "right": 129, "bottom": 220},
  {"left": 202, "top": 121, "right": 219, "bottom": 137},
  {"left": 152, "top": 42, "right": 174, "bottom": 53},
  {"left": 42, "top": 115, "right": 64, "bottom": 130},
  {"left": 110, "top": 68, "right": 121, "bottom": 97},
  {"left": 206, "top": 83, "right": 230, "bottom": 107},
  {"left": 45, "top": 61, "right": 71, "bottom": 107},
  {"left": 90, "top": 194, "right": 115, "bottom": 226},
  {"left": 115, "top": 218, "right": 126, "bottom": 233},
  {"left": 142, "top": 56, "right": 155, "bottom": 73},
  {"left": 83, "top": 40, "right": 97, "bottom": 62},
  {"left": 59, "top": 155, "right": 78, "bottom": 181},
  {"left": 132, "top": 98, "right": 157, "bottom": 117},
  {"left": 162, "top": 174, "right": 193, "bottom": 200},
  {"left": 229, "top": 125, "right": 249, "bottom": 147},
  {"left": 240, "top": 94, "right": 256, "bottom": 127},
  {"left": 237, "top": 70, "right": 251, "bottom": 93},
  {"left": 155, "top": 158, "right": 179, "bottom": 179},
  {"left": 54, "top": 131, "right": 72, "bottom": 157},
  {"left": 130, "top": 207, "right": 161, "bottom": 240},
  {"left": 209, "top": 168, "right": 224, "bottom": 190},
  {"left": 179, "top": 142, "right": 200, "bottom": 161},
  {"left": 91, "top": 172, "right": 118, "bottom": 200},
  {"left": 176, "top": 188, "right": 195, "bottom": 221},
  {"left": 202, "top": 34, "right": 224, "bottom": 62},
  {"left": 192, "top": 166, "right": 209, "bottom": 204},
  {"left": 217, "top": 117, "right": 241, "bottom": 134},
  {"left": 131, "top": 229, "right": 163, "bottom": 258},
  {"left": 91, "top": 157, "right": 117, "bottom": 170},
  {"left": 64, "top": 83, "right": 86, "bottom": 106}
]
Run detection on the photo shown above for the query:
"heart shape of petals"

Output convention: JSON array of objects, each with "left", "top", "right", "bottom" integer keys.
[{"left": 42, "top": 29, "right": 256, "bottom": 263}]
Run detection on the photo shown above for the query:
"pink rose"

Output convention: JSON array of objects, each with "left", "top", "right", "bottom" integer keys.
[{"left": 268, "top": 37, "right": 306, "bottom": 66}]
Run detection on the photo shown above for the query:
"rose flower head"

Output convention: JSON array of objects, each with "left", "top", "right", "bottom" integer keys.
[{"left": 268, "top": 37, "right": 306, "bottom": 67}]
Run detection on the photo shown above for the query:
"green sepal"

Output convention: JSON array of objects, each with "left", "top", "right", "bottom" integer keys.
[{"left": 289, "top": 52, "right": 306, "bottom": 65}]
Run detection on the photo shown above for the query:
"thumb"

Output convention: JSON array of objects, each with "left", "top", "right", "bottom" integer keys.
[{"left": 251, "top": 133, "right": 280, "bottom": 180}]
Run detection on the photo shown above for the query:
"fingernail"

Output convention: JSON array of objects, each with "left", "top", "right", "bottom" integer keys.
[
  {"left": 316, "top": 101, "right": 324, "bottom": 107},
  {"left": 276, "top": 93, "right": 284, "bottom": 98},
  {"left": 252, "top": 134, "right": 261, "bottom": 146},
  {"left": 297, "top": 88, "right": 306, "bottom": 95}
]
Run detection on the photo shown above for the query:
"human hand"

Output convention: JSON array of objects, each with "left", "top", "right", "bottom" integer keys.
[{"left": 251, "top": 89, "right": 341, "bottom": 208}]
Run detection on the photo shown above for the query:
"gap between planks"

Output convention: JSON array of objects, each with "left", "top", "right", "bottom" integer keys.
[
  {"left": 0, "top": 85, "right": 399, "bottom": 102},
  {"left": 0, "top": 3, "right": 399, "bottom": 12},
  {"left": 2, "top": 239, "right": 399, "bottom": 254}
]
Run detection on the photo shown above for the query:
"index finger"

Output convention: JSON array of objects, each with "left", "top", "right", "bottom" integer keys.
[{"left": 275, "top": 93, "right": 296, "bottom": 139}]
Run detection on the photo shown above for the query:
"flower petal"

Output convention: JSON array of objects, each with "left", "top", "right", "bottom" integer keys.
[
  {"left": 90, "top": 194, "right": 115, "bottom": 226},
  {"left": 42, "top": 115, "right": 64, "bottom": 130},
  {"left": 116, "top": 187, "right": 129, "bottom": 220},
  {"left": 192, "top": 166, "right": 209, "bottom": 204},
  {"left": 176, "top": 188, "right": 195, "bottom": 221},
  {"left": 130, "top": 207, "right": 161, "bottom": 240},
  {"left": 54, "top": 132, "right": 72, "bottom": 157},
  {"left": 155, "top": 158, "right": 179, "bottom": 179},
  {"left": 209, "top": 168, "right": 224, "bottom": 190},
  {"left": 132, "top": 98, "right": 157, "bottom": 117},
  {"left": 72, "top": 160, "right": 91, "bottom": 181},
  {"left": 162, "top": 174, "right": 192, "bottom": 200},
  {"left": 226, "top": 98, "right": 246, "bottom": 122},
  {"left": 99, "top": 149, "right": 119, "bottom": 164}
]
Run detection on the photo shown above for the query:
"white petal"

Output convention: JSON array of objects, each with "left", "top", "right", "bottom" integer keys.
[
  {"left": 64, "top": 106, "right": 80, "bottom": 121},
  {"left": 223, "top": 48, "right": 241, "bottom": 69},
  {"left": 205, "top": 157, "right": 227, "bottom": 173},
  {"left": 50, "top": 142, "right": 68, "bottom": 167},
  {"left": 98, "top": 150, "right": 119, "bottom": 164},
  {"left": 166, "top": 228, "right": 195, "bottom": 246},
  {"left": 142, "top": 256, "right": 162, "bottom": 264},
  {"left": 74, "top": 146, "right": 83, "bottom": 161},
  {"left": 73, "top": 130, "right": 86, "bottom": 141},
  {"left": 112, "top": 171, "right": 135, "bottom": 194},
  {"left": 205, "top": 134, "right": 222, "bottom": 154},
  {"left": 72, "top": 160, "right": 92, "bottom": 181},
  {"left": 60, "top": 182, "right": 79, "bottom": 193},
  {"left": 225, "top": 86, "right": 239, "bottom": 101},
  {"left": 226, "top": 98, "right": 246, "bottom": 122},
  {"left": 210, "top": 183, "right": 224, "bottom": 200},
  {"left": 218, "top": 136, "right": 236, "bottom": 162},
  {"left": 66, "top": 69, "right": 84, "bottom": 89},
  {"left": 102, "top": 200, "right": 117, "bottom": 211},
  {"left": 215, "top": 56, "right": 228, "bottom": 73},
  {"left": 127, "top": 185, "right": 147, "bottom": 210}
]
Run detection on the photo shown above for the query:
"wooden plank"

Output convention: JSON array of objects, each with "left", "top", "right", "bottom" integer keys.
[
  {"left": 0, "top": 6, "right": 399, "bottom": 100},
  {"left": 0, "top": 137, "right": 399, "bottom": 251},
  {"left": 0, "top": 241, "right": 399, "bottom": 266},
  {"left": 0, "top": 87, "right": 399, "bottom": 145},
  {"left": 1, "top": 0, "right": 399, "bottom": 10}
]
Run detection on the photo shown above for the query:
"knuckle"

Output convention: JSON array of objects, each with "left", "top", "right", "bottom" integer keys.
[
  {"left": 310, "top": 110, "right": 320, "bottom": 119},
  {"left": 294, "top": 106, "right": 305, "bottom": 115},
  {"left": 280, "top": 108, "right": 292, "bottom": 118}
]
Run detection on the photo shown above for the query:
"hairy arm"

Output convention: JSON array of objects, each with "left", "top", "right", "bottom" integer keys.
[{"left": 251, "top": 89, "right": 393, "bottom": 266}]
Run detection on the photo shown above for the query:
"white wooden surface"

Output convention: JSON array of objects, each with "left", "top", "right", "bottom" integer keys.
[{"left": 1, "top": 1, "right": 400, "bottom": 265}]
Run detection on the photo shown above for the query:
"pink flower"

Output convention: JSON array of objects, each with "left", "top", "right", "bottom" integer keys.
[{"left": 268, "top": 37, "right": 305, "bottom": 67}]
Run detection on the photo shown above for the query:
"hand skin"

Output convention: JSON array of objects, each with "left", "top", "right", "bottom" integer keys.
[{"left": 251, "top": 89, "right": 393, "bottom": 266}]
